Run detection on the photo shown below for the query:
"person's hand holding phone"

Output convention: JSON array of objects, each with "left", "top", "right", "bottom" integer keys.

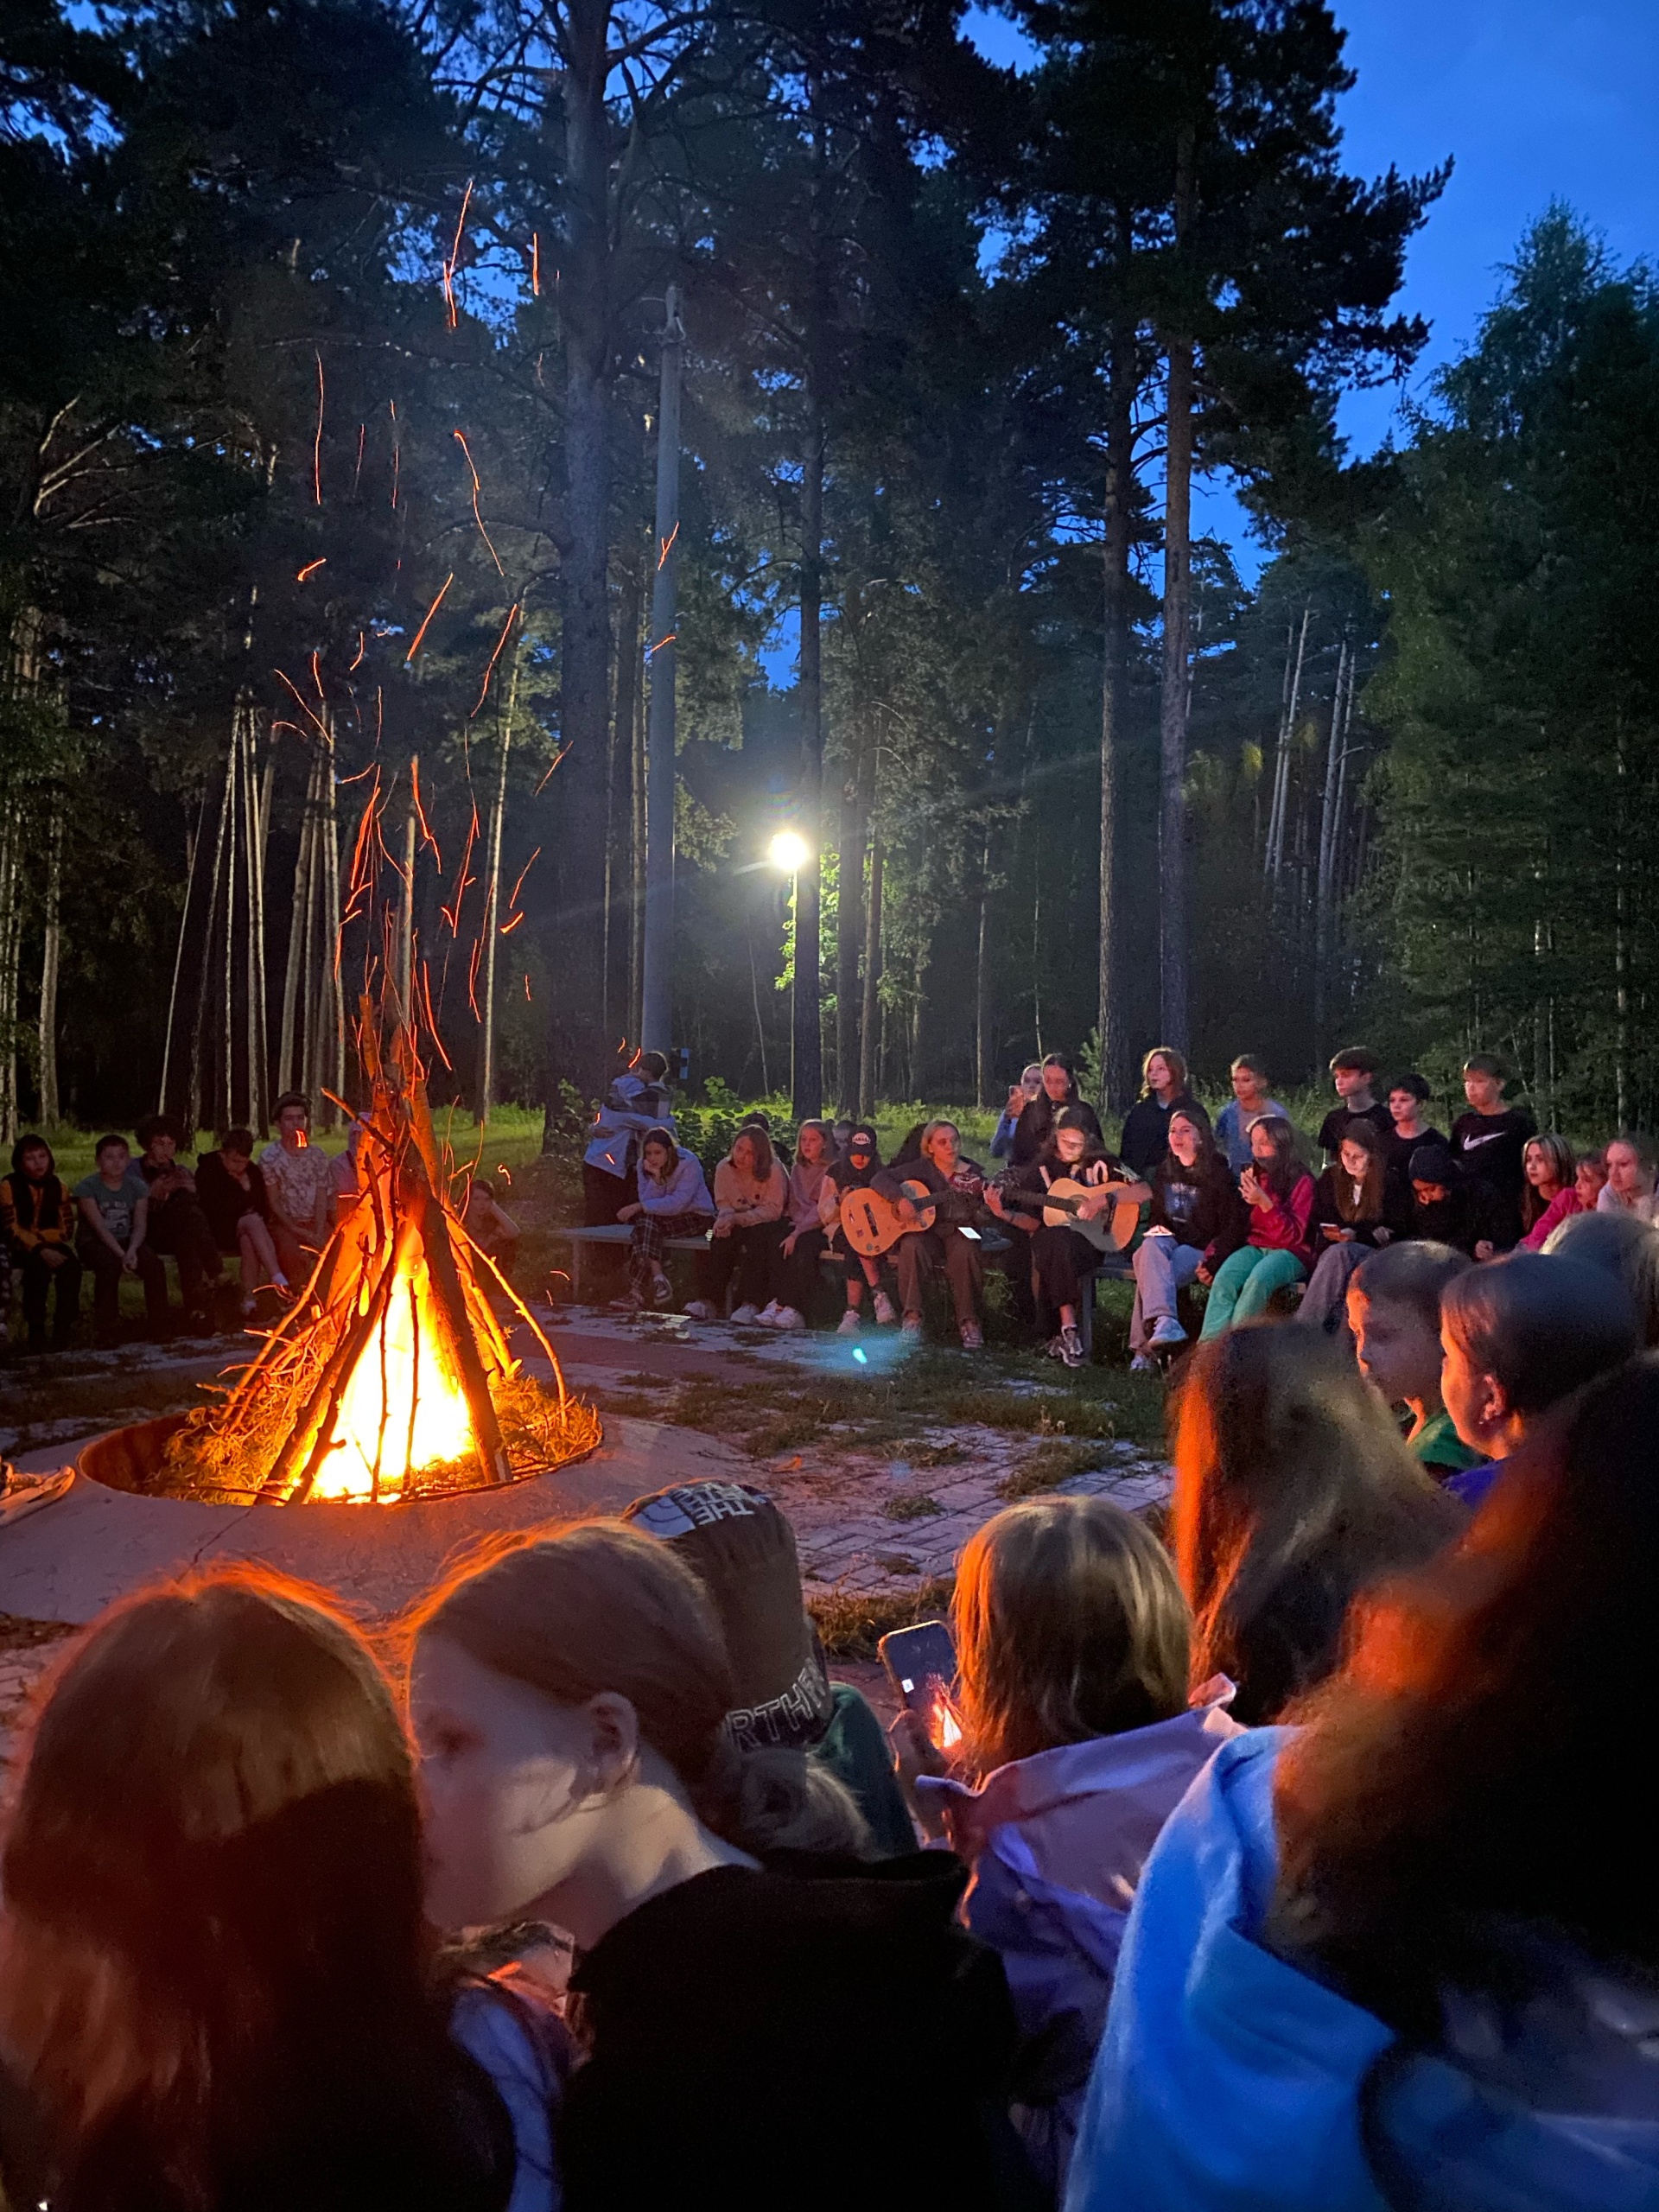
[
  {"left": 888, "top": 1709, "right": 950, "bottom": 1840},
  {"left": 1004, "top": 1085, "right": 1026, "bottom": 1120}
]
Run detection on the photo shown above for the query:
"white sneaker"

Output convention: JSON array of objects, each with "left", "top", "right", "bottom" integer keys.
[
  {"left": 1149, "top": 1315, "right": 1188, "bottom": 1348},
  {"left": 731, "top": 1304, "right": 760, "bottom": 1326},
  {"left": 900, "top": 1313, "right": 923, "bottom": 1337},
  {"left": 757, "top": 1300, "right": 782, "bottom": 1325},
  {"left": 873, "top": 1290, "right": 898, "bottom": 1326},
  {"left": 837, "top": 1309, "right": 861, "bottom": 1335},
  {"left": 1131, "top": 1352, "right": 1158, "bottom": 1374},
  {"left": 684, "top": 1300, "right": 717, "bottom": 1321},
  {"left": 1059, "top": 1324, "right": 1084, "bottom": 1369},
  {"left": 774, "top": 1306, "right": 805, "bottom": 1332}
]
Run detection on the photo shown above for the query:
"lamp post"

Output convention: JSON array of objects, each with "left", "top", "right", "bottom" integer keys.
[{"left": 768, "top": 831, "right": 809, "bottom": 1111}]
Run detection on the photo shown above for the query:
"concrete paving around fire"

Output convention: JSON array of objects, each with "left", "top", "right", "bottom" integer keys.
[{"left": 1, "top": 1303, "right": 1173, "bottom": 1770}]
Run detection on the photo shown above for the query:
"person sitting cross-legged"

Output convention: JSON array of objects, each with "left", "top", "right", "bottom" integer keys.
[
  {"left": 872, "top": 1119, "right": 992, "bottom": 1350},
  {"left": 1296, "top": 1121, "right": 1393, "bottom": 1343},
  {"left": 195, "top": 1128, "right": 287, "bottom": 1317},
  {"left": 0, "top": 1135, "right": 83, "bottom": 1351},
  {"left": 615, "top": 1127, "right": 714, "bottom": 1312},
  {"left": 1128, "top": 1103, "right": 1244, "bottom": 1370},
  {"left": 1198, "top": 1116, "right": 1316, "bottom": 1338}
]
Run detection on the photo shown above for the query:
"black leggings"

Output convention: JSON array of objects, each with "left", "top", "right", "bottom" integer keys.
[
  {"left": 1031, "top": 1224, "right": 1097, "bottom": 1329},
  {"left": 702, "top": 1221, "right": 785, "bottom": 1313},
  {"left": 773, "top": 1226, "right": 828, "bottom": 1315}
]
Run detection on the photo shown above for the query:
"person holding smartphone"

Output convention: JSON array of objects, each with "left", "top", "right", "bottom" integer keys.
[
  {"left": 1298, "top": 1122, "right": 1392, "bottom": 1339},
  {"left": 989, "top": 1065, "right": 1044, "bottom": 1160}
]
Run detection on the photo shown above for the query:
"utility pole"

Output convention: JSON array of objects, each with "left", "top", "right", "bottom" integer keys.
[{"left": 640, "top": 283, "right": 683, "bottom": 1057}]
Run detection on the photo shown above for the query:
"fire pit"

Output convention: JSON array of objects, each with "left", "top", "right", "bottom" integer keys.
[{"left": 151, "top": 1001, "right": 599, "bottom": 1507}]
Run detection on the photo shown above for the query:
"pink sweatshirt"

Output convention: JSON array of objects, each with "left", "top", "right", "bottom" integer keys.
[
  {"left": 1244, "top": 1170, "right": 1316, "bottom": 1266},
  {"left": 1521, "top": 1185, "right": 1582, "bottom": 1251}
]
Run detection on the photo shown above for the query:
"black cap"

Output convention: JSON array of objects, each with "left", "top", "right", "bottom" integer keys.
[{"left": 623, "top": 1481, "right": 833, "bottom": 1751}]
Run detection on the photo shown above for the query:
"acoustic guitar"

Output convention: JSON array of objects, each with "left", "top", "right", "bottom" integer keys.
[
  {"left": 840, "top": 1179, "right": 938, "bottom": 1257},
  {"left": 1031, "top": 1176, "right": 1143, "bottom": 1255}
]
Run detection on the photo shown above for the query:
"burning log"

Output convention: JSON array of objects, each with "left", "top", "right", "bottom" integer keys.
[{"left": 162, "top": 995, "right": 598, "bottom": 1505}]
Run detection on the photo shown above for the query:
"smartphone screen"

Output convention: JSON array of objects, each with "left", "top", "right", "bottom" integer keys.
[
  {"left": 957, "top": 1225, "right": 982, "bottom": 1242},
  {"left": 878, "top": 1620, "right": 962, "bottom": 1749}
]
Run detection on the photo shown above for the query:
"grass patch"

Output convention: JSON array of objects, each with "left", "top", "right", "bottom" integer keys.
[
  {"left": 807, "top": 1577, "right": 954, "bottom": 1659},
  {"left": 882, "top": 1494, "right": 944, "bottom": 1521},
  {"left": 659, "top": 1345, "right": 1169, "bottom": 1464},
  {"left": 998, "top": 1438, "right": 1114, "bottom": 1500}
]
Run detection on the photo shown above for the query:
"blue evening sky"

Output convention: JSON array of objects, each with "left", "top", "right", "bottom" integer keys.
[{"left": 963, "top": 0, "right": 1659, "bottom": 571}]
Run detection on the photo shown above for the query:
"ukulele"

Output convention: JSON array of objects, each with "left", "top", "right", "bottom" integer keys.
[
  {"left": 1034, "top": 1176, "right": 1143, "bottom": 1255},
  {"left": 840, "top": 1179, "right": 938, "bottom": 1257}
]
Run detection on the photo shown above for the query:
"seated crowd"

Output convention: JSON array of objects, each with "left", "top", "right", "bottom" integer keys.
[
  {"left": 0, "top": 1093, "right": 520, "bottom": 1353},
  {"left": 3, "top": 1184, "right": 1655, "bottom": 2209},
  {"left": 582, "top": 1041, "right": 1657, "bottom": 1376}
]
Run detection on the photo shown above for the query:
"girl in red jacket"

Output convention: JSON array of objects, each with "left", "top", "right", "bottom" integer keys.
[{"left": 1198, "top": 1116, "right": 1315, "bottom": 1338}]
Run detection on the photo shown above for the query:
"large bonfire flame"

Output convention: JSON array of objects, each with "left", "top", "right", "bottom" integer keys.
[{"left": 170, "top": 994, "right": 596, "bottom": 1505}]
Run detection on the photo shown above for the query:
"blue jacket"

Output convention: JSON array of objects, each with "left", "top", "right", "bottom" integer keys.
[{"left": 1065, "top": 1731, "right": 1659, "bottom": 2212}]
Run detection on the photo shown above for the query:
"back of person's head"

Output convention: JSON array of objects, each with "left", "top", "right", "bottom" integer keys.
[
  {"left": 220, "top": 1126, "right": 256, "bottom": 1158},
  {"left": 638, "top": 1050, "right": 669, "bottom": 1084},
  {"left": 954, "top": 1497, "right": 1189, "bottom": 1774},
  {"left": 1351, "top": 1240, "right": 1471, "bottom": 1335},
  {"left": 1441, "top": 1252, "right": 1638, "bottom": 1420},
  {"left": 1171, "top": 1325, "right": 1463, "bottom": 1725},
  {"left": 1272, "top": 1353, "right": 1659, "bottom": 2037},
  {"left": 412, "top": 1522, "right": 861, "bottom": 1857},
  {"left": 0, "top": 1572, "right": 511, "bottom": 2212},
  {"left": 1544, "top": 1206, "right": 1659, "bottom": 1345}
]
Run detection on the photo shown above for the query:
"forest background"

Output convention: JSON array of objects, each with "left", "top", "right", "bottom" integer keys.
[{"left": 4, "top": 0, "right": 1658, "bottom": 1153}]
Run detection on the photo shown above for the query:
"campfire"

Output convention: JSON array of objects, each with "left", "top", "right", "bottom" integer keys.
[{"left": 161, "top": 998, "right": 600, "bottom": 1505}]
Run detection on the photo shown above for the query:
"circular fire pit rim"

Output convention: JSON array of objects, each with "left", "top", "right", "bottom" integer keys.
[{"left": 75, "top": 1410, "right": 603, "bottom": 1510}]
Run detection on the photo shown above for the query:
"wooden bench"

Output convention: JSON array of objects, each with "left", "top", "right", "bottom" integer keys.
[{"left": 549, "top": 1221, "right": 710, "bottom": 1304}]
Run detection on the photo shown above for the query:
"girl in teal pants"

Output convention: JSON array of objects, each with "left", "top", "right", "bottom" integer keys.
[{"left": 1200, "top": 1116, "right": 1316, "bottom": 1338}]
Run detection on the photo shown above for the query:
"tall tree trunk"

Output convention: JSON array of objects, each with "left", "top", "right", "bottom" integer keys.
[
  {"left": 794, "top": 378, "right": 826, "bottom": 1120},
  {"left": 243, "top": 702, "right": 270, "bottom": 1136},
  {"left": 859, "top": 830, "right": 882, "bottom": 1120},
  {"left": 609, "top": 538, "right": 644, "bottom": 1046},
  {"left": 278, "top": 753, "right": 315, "bottom": 1095},
  {"left": 38, "top": 796, "right": 63, "bottom": 1125},
  {"left": 835, "top": 708, "right": 869, "bottom": 1113},
  {"left": 641, "top": 283, "right": 683, "bottom": 1054},
  {"left": 1158, "top": 129, "right": 1197, "bottom": 1052},
  {"left": 544, "top": 0, "right": 616, "bottom": 1135},
  {"left": 477, "top": 645, "right": 521, "bottom": 1124},
  {"left": 0, "top": 806, "right": 18, "bottom": 1144},
  {"left": 1265, "top": 607, "right": 1309, "bottom": 884},
  {"left": 1098, "top": 218, "right": 1136, "bottom": 1116},
  {"left": 190, "top": 741, "right": 235, "bottom": 1140},
  {"left": 630, "top": 634, "right": 646, "bottom": 1044},
  {"left": 1616, "top": 715, "right": 1630, "bottom": 1128},
  {"left": 397, "top": 760, "right": 416, "bottom": 1023},
  {"left": 1313, "top": 637, "right": 1350, "bottom": 1044},
  {"left": 975, "top": 825, "right": 993, "bottom": 1109}
]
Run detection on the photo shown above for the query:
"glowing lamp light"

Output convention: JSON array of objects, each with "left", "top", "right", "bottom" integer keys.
[{"left": 768, "top": 830, "right": 809, "bottom": 874}]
